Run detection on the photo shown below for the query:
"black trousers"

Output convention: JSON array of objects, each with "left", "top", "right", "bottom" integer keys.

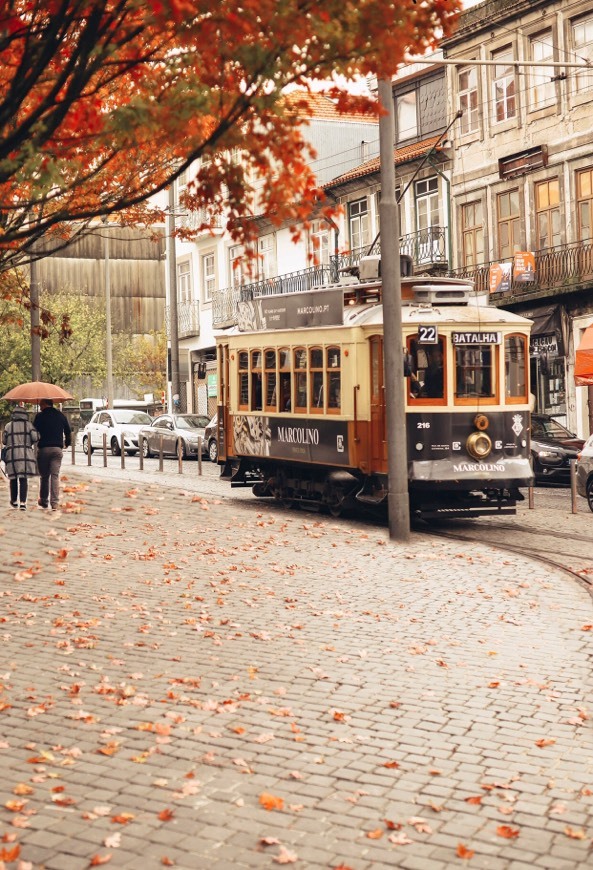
[{"left": 10, "top": 476, "right": 28, "bottom": 505}]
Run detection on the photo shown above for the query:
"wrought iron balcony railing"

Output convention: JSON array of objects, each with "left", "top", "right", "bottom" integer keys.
[
  {"left": 448, "top": 238, "right": 593, "bottom": 299},
  {"left": 212, "top": 227, "right": 448, "bottom": 328},
  {"left": 165, "top": 300, "right": 200, "bottom": 339}
]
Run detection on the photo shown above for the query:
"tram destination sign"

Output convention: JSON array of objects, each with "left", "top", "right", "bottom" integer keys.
[
  {"left": 452, "top": 331, "right": 501, "bottom": 344},
  {"left": 237, "top": 287, "right": 344, "bottom": 332}
]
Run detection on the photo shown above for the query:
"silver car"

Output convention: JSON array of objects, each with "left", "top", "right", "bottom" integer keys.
[
  {"left": 576, "top": 434, "right": 593, "bottom": 512},
  {"left": 138, "top": 414, "right": 210, "bottom": 459},
  {"left": 82, "top": 409, "right": 153, "bottom": 456}
]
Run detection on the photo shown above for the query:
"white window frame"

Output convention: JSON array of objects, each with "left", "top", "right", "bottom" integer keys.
[
  {"left": 229, "top": 244, "right": 244, "bottom": 288},
  {"left": 396, "top": 91, "right": 417, "bottom": 142},
  {"left": 349, "top": 198, "right": 370, "bottom": 252},
  {"left": 258, "top": 234, "right": 277, "bottom": 280},
  {"left": 458, "top": 66, "right": 479, "bottom": 134},
  {"left": 202, "top": 252, "right": 215, "bottom": 302},
  {"left": 573, "top": 15, "right": 593, "bottom": 93},
  {"left": 530, "top": 32, "right": 555, "bottom": 108},
  {"left": 309, "top": 219, "right": 330, "bottom": 265},
  {"left": 492, "top": 47, "right": 516, "bottom": 123},
  {"left": 177, "top": 260, "right": 191, "bottom": 304}
]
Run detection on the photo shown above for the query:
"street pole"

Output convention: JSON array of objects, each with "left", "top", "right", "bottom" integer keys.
[
  {"left": 167, "top": 185, "right": 180, "bottom": 410},
  {"left": 30, "top": 254, "right": 41, "bottom": 381},
  {"left": 102, "top": 217, "right": 115, "bottom": 409},
  {"left": 378, "top": 78, "right": 410, "bottom": 542}
]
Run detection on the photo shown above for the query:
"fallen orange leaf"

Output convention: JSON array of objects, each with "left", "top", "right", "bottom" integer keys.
[
  {"left": 496, "top": 825, "right": 519, "bottom": 839},
  {"left": 366, "top": 829, "right": 383, "bottom": 839},
  {"left": 158, "top": 808, "right": 174, "bottom": 821},
  {"left": 259, "top": 792, "right": 284, "bottom": 811},
  {"left": 89, "top": 855, "right": 112, "bottom": 867},
  {"left": 464, "top": 796, "right": 482, "bottom": 805},
  {"left": 456, "top": 843, "right": 474, "bottom": 859},
  {"left": 0, "top": 845, "right": 20, "bottom": 862}
]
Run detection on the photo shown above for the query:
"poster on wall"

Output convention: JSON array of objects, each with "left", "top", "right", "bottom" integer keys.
[
  {"left": 489, "top": 262, "right": 513, "bottom": 294},
  {"left": 513, "top": 251, "right": 536, "bottom": 283}
]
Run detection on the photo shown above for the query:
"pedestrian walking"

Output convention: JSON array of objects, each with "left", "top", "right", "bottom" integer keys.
[
  {"left": 33, "top": 398, "right": 71, "bottom": 511},
  {"left": 2, "top": 405, "right": 39, "bottom": 510}
]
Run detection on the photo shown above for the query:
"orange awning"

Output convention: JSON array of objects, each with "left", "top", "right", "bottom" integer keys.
[{"left": 575, "top": 323, "right": 593, "bottom": 386}]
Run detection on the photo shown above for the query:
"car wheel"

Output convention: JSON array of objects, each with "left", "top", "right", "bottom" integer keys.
[
  {"left": 110, "top": 436, "right": 121, "bottom": 456},
  {"left": 208, "top": 438, "right": 218, "bottom": 462},
  {"left": 587, "top": 478, "right": 593, "bottom": 513},
  {"left": 178, "top": 439, "right": 188, "bottom": 459},
  {"left": 82, "top": 435, "right": 93, "bottom": 455},
  {"left": 142, "top": 439, "right": 152, "bottom": 459}
]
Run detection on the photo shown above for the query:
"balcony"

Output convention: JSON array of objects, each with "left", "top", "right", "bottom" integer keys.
[
  {"left": 448, "top": 239, "right": 593, "bottom": 303},
  {"left": 165, "top": 300, "right": 200, "bottom": 339},
  {"left": 212, "top": 228, "right": 448, "bottom": 328}
]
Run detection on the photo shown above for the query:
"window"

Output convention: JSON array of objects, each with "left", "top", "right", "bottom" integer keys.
[
  {"left": 238, "top": 351, "right": 249, "bottom": 410},
  {"left": 573, "top": 15, "right": 593, "bottom": 93},
  {"left": 264, "top": 349, "right": 276, "bottom": 411},
  {"left": 177, "top": 261, "right": 191, "bottom": 304},
  {"left": 492, "top": 48, "right": 516, "bottom": 122},
  {"left": 349, "top": 199, "right": 370, "bottom": 251},
  {"left": 505, "top": 335, "right": 527, "bottom": 402},
  {"left": 250, "top": 350, "right": 262, "bottom": 411},
  {"left": 397, "top": 91, "right": 417, "bottom": 141},
  {"left": 309, "top": 219, "right": 330, "bottom": 265},
  {"left": 461, "top": 201, "right": 484, "bottom": 268},
  {"left": 415, "top": 178, "right": 440, "bottom": 262},
  {"left": 293, "top": 349, "right": 307, "bottom": 412},
  {"left": 535, "top": 179, "right": 561, "bottom": 249},
  {"left": 458, "top": 67, "right": 479, "bottom": 134},
  {"left": 577, "top": 168, "right": 593, "bottom": 241},
  {"left": 327, "top": 347, "right": 341, "bottom": 412},
  {"left": 279, "top": 348, "right": 291, "bottom": 412},
  {"left": 202, "top": 253, "right": 215, "bottom": 302},
  {"left": 407, "top": 336, "right": 446, "bottom": 403},
  {"left": 229, "top": 245, "right": 244, "bottom": 288},
  {"left": 258, "top": 234, "right": 277, "bottom": 280},
  {"left": 455, "top": 346, "right": 495, "bottom": 401},
  {"left": 310, "top": 347, "right": 324, "bottom": 413},
  {"left": 530, "top": 32, "right": 555, "bottom": 108},
  {"left": 497, "top": 189, "right": 521, "bottom": 259}
]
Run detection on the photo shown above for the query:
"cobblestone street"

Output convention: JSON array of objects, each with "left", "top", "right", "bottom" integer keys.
[{"left": 0, "top": 471, "right": 592, "bottom": 869}]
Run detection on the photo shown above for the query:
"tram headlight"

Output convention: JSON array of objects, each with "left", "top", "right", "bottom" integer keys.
[{"left": 466, "top": 431, "right": 492, "bottom": 460}]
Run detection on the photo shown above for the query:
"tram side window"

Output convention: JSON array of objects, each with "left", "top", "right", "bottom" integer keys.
[
  {"left": 294, "top": 349, "right": 307, "bottom": 412},
  {"left": 310, "top": 347, "right": 324, "bottom": 412},
  {"left": 264, "top": 349, "right": 277, "bottom": 411},
  {"left": 279, "top": 348, "right": 291, "bottom": 411},
  {"left": 504, "top": 334, "right": 527, "bottom": 401},
  {"left": 238, "top": 351, "right": 249, "bottom": 410},
  {"left": 327, "top": 346, "right": 341, "bottom": 411},
  {"left": 251, "top": 349, "right": 263, "bottom": 411},
  {"left": 407, "top": 336, "right": 446, "bottom": 400},
  {"left": 455, "top": 345, "right": 494, "bottom": 399}
]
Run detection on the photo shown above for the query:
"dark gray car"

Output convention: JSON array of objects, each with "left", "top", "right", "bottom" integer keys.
[
  {"left": 138, "top": 414, "right": 210, "bottom": 459},
  {"left": 204, "top": 413, "right": 218, "bottom": 462}
]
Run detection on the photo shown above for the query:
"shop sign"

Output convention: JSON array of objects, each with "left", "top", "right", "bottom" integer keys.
[
  {"left": 513, "top": 251, "right": 536, "bottom": 282},
  {"left": 489, "top": 262, "right": 513, "bottom": 294},
  {"left": 530, "top": 333, "right": 558, "bottom": 357},
  {"left": 452, "top": 331, "right": 501, "bottom": 344},
  {"left": 207, "top": 373, "right": 217, "bottom": 397}
]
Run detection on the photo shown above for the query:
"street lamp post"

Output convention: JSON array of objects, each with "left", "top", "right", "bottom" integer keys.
[
  {"left": 378, "top": 78, "right": 410, "bottom": 542},
  {"left": 102, "top": 216, "right": 115, "bottom": 409}
]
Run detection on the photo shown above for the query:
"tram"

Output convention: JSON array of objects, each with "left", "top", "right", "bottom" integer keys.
[{"left": 213, "top": 260, "right": 534, "bottom": 518}]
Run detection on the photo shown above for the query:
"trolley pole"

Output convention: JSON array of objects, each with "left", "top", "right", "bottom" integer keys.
[{"left": 378, "top": 79, "right": 410, "bottom": 542}]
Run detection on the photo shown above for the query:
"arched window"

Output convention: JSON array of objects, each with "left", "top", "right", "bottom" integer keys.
[
  {"left": 504, "top": 334, "right": 527, "bottom": 403},
  {"left": 293, "top": 349, "right": 307, "bottom": 412},
  {"left": 251, "top": 349, "right": 262, "bottom": 411},
  {"left": 264, "top": 349, "right": 277, "bottom": 411},
  {"left": 238, "top": 351, "right": 249, "bottom": 410},
  {"left": 327, "top": 346, "right": 341, "bottom": 412},
  {"left": 279, "top": 348, "right": 291, "bottom": 412},
  {"left": 309, "top": 347, "right": 324, "bottom": 413}
]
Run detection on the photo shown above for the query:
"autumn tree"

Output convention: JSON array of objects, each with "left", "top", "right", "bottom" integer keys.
[
  {"left": 0, "top": 0, "right": 461, "bottom": 277},
  {"left": 115, "top": 328, "right": 167, "bottom": 397}
]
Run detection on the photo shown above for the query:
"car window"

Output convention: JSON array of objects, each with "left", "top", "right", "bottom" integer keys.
[
  {"left": 153, "top": 416, "right": 171, "bottom": 428},
  {"left": 176, "top": 415, "right": 209, "bottom": 429},
  {"left": 536, "top": 417, "right": 573, "bottom": 440},
  {"left": 111, "top": 411, "right": 152, "bottom": 425}
]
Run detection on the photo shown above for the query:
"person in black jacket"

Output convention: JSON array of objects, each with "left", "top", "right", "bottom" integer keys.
[{"left": 33, "top": 399, "right": 71, "bottom": 511}]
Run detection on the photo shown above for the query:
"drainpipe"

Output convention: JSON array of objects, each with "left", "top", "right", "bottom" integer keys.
[
  {"left": 428, "top": 154, "right": 452, "bottom": 269},
  {"left": 323, "top": 191, "right": 340, "bottom": 281}
]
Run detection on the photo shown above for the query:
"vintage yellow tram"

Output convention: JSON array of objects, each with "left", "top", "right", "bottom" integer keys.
[{"left": 213, "top": 268, "right": 533, "bottom": 518}]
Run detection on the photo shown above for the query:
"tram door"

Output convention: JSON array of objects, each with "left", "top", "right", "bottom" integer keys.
[{"left": 369, "top": 336, "right": 388, "bottom": 471}]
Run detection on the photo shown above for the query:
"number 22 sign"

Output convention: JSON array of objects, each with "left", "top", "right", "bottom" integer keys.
[{"left": 418, "top": 325, "right": 438, "bottom": 344}]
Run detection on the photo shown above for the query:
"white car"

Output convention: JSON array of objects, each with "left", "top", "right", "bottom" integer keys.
[
  {"left": 82, "top": 409, "right": 153, "bottom": 456},
  {"left": 576, "top": 434, "right": 593, "bottom": 512}
]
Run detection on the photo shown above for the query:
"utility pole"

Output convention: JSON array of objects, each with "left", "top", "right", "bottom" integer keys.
[
  {"left": 378, "top": 78, "right": 410, "bottom": 542},
  {"left": 102, "top": 216, "right": 115, "bottom": 409},
  {"left": 30, "top": 254, "right": 41, "bottom": 381},
  {"left": 167, "top": 185, "right": 180, "bottom": 410}
]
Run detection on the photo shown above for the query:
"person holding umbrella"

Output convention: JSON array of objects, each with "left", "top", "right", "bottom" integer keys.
[
  {"left": 34, "top": 399, "right": 72, "bottom": 511},
  {"left": 2, "top": 404, "right": 39, "bottom": 510}
]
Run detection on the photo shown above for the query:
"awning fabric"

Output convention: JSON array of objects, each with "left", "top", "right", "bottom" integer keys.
[{"left": 575, "top": 323, "right": 593, "bottom": 386}]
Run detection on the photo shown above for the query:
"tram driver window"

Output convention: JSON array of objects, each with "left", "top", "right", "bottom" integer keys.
[
  {"left": 504, "top": 335, "right": 527, "bottom": 402},
  {"left": 455, "top": 346, "right": 494, "bottom": 399}
]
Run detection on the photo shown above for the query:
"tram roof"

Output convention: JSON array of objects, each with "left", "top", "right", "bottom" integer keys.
[{"left": 344, "top": 301, "right": 533, "bottom": 328}]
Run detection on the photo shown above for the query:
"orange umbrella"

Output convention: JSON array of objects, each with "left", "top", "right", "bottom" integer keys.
[
  {"left": 2, "top": 381, "right": 74, "bottom": 402},
  {"left": 575, "top": 324, "right": 593, "bottom": 386}
]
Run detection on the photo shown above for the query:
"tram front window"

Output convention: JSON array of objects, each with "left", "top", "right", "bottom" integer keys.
[{"left": 455, "top": 346, "right": 494, "bottom": 398}]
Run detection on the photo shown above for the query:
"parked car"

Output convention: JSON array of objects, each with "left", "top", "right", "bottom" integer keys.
[
  {"left": 576, "top": 434, "right": 593, "bottom": 511},
  {"left": 82, "top": 409, "right": 153, "bottom": 456},
  {"left": 204, "top": 413, "right": 218, "bottom": 462},
  {"left": 138, "top": 414, "right": 210, "bottom": 459},
  {"left": 530, "top": 413, "right": 585, "bottom": 484}
]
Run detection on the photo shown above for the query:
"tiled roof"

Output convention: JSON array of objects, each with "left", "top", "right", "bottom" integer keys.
[
  {"left": 283, "top": 90, "right": 378, "bottom": 125},
  {"left": 324, "top": 136, "right": 442, "bottom": 188}
]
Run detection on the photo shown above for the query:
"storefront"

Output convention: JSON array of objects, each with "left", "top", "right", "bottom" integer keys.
[{"left": 523, "top": 304, "right": 567, "bottom": 421}]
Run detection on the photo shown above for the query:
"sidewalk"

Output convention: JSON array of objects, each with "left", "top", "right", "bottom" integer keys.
[{"left": 0, "top": 471, "right": 592, "bottom": 869}]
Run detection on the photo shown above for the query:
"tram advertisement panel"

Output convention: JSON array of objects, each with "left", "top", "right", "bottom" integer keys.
[
  {"left": 232, "top": 414, "right": 349, "bottom": 464},
  {"left": 407, "top": 411, "right": 529, "bottom": 466}
]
